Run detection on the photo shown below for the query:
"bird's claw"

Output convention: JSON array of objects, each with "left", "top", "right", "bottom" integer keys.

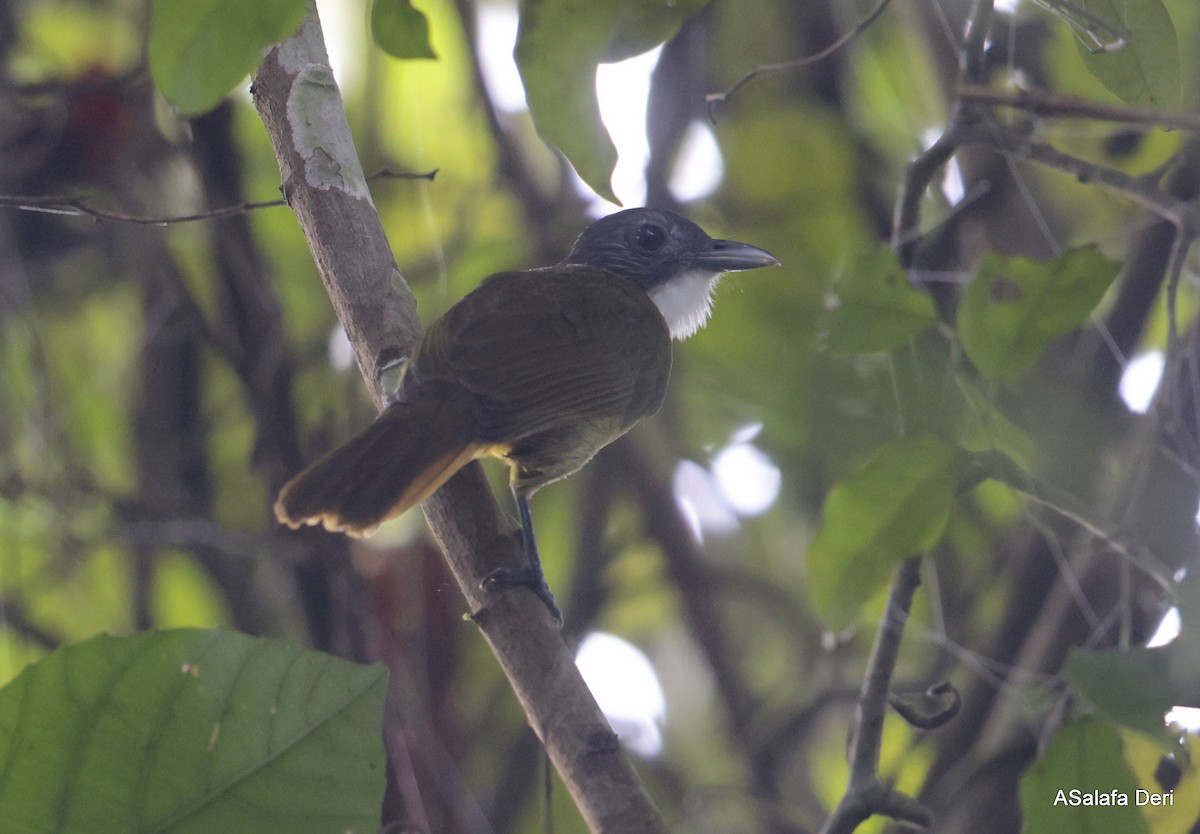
[{"left": 482, "top": 565, "right": 563, "bottom": 626}]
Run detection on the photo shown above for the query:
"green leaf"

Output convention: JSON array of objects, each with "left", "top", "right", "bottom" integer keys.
[
  {"left": 806, "top": 434, "right": 967, "bottom": 629},
  {"left": 515, "top": 0, "right": 708, "bottom": 203},
  {"left": 1122, "top": 730, "right": 1200, "bottom": 832},
  {"left": 959, "top": 448, "right": 1030, "bottom": 494},
  {"left": 1166, "top": 571, "right": 1200, "bottom": 708},
  {"left": 1019, "top": 717, "right": 1149, "bottom": 834},
  {"left": 1074, "top": 0, "right": 1181, "bottom": 109},
  {"left": 1069, "top": 572, "right": 1200, "bottom": 742},
  {"left": 0, "top": 629, "right": 387, "bottom": 833},
  {"left": 149, "top": 0, "right": 309, "bottom": 115},
  {"left": 958, "top": 246, "right": 1120, "bottom": 383},
  {"left": 1175, "top": 567, "right": 1200, "bottom": 633},
  {"left": 824, "top": 247, "right": 936, "bottom": 355},
  {"left": 1068, "top": 647, "right": 1178, "bottom": 743},
  {"left": 371, "top": 0, "right": 436, "bottom": 60},
  {"left": 601, "top": 0, "right": 711, "bottom": 62}
]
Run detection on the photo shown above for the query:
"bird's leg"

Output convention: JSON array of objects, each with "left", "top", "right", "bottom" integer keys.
[{"left": 481, "top": 490, "right": 563, "bottom": 624}]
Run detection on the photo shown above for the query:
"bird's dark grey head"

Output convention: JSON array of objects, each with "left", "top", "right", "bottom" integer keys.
[
  {"left": 562, "top": 208, "right": 777, "bottom": 288},
  {"left": 561, "top": 208, "right": 779, "bottom": 340}
]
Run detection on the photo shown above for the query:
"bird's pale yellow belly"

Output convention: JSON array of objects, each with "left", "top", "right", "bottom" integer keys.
[{"left": 486, "top": 414, "right": 632, "bottom": 497}]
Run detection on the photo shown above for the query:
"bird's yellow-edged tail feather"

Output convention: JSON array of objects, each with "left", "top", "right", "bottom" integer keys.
[{"left": 274, "top": 396, "right": 482, "bottom": 537}]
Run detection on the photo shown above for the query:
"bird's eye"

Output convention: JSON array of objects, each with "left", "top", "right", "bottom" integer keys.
[{"left": 634, "top": 224, "right": 667, "bottom": 252}]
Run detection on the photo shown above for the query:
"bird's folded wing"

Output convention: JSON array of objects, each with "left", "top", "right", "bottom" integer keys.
[{"left": 411, "top": 267, "right": 673, "bottom": 442}]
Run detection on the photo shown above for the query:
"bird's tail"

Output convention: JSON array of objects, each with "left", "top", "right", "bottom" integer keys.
[{"left": 274, "top": 394, "right": 482, "bottom": 537}]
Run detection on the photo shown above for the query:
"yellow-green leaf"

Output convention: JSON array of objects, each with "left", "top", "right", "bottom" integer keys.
[
  {"left": 149, "top": 0, "right": 309, "bottom": 115},
  {"left": 1019, "top": 718, "right": 1149, "bottom": 834},
  {"left": 515, "top": 0, "right": 708, "bottom": 203},
  {"left": 1068, "top": 647, "right": 1177, "bottom": 744},
  {"left": 824, "top": 247, "right": 936, "bottom": 355},
  {"left": 0, "top": 629, "right": 387, "bottom": 832},
  {"left": 1074, "top": 0, "right": 1181, "bottom": 109},
  {"left": 806, "top": 434, "right": 967, "bottom": 629},
  {"left": 958, "top": 246, "right": 1120, "bottom": 383},
  {"left": 372, "top": 0, "right": 436, "bottom": 60}
]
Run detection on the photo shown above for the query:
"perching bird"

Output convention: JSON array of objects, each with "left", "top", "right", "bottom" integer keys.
[{"left": 275, "top": 208, "right": 779, "bottom": 621}]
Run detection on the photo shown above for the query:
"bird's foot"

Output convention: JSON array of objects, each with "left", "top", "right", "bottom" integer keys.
[{"left": 482, "top": 565, "right": 563, "bottom": 626}]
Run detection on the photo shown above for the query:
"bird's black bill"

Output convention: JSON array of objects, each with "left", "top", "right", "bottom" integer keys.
[{"left": 693, "top": 239, "right": 780, "bottom": 272}]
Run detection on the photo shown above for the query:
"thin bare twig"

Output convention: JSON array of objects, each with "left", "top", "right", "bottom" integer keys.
[
  {"left": 958, "top": 85, "right": 1200, "bottom": 132},
  {"left": 706, "top": 0, "right": 894, "bottom": 121},
  {"left": 0, "top": 194, "right": 287, "bottom": 225},
  {"left": 1031, "top": 0, "right": 1127, "bottom": 53},
  {"left": 1018, "top": 142, "right": 1188, "bottom": 223},
  {"left": 0, "top": 169, "right": 437, "bottom": 227}
]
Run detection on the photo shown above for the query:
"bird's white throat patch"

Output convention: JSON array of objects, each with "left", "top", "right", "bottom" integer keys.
[{"left": 649, "top": 269, "right": 722, "bottom": 340}]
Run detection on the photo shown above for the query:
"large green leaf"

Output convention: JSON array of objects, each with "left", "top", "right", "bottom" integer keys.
[
  {"left": 1068, "top": 647, "right": 1178, "bottom": 743},
  {"left": 1123, "top": 730, "right": 1200, "bottom": 833},
  {"left": 806, "top": 433, "right": 967, "bottom": 629},
  {"left": 372, "top": 0, "right": 436, "bottom": 60},
  {"left": 1069, "top": 571, "right": 1200, "bottom": 743},
  {"left": 0, "top": 629, "right": 387, "bottom": 833},
  {"left": 824, "top": 247, "right": 936, "bottom": 355},
  {"left": 515, "top": 0, "right": 708, "bottom": 203},
  {"left": 1019, "top": 717, "right": 1149, "bottom": 834},
  {"left": 1074, "top": 0, "right": 1181, "bottom": 109},
  {"left": 149, "top": 0, "right": 309, "bottom": 115},
  {"left": 958, "top": 246, "right": 1120, "bottom": 383}
]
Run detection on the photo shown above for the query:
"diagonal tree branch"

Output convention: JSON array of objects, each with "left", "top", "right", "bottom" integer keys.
[{"left": 250, "top": 9, "right": 666, "bottom": 833}]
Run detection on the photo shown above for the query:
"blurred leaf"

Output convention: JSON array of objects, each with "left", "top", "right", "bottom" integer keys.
[
  {"left": 1123, "top": 730, "right": 1200, "bottom": 834},
  {"left": 1166, "top": 570, "right": 1200, "bottom": 704},
  {"left": 1176, "top": 567, "right": 1200, "bottom": 630},
  {"left": 1068, "top": 571, "right": 1200, "bottom": 743},
  {"left": 1068, "top": 647, "right": 1179, "bottom": 743},
  {"left": 515, "top": 0, "right": 707, "bottom": 202},
  {"left": 11, "top": 4, "right": 140, "bottom": 77},
  {"left": 0, "top": 630, "right": 387, "bottom": 832},
  {"left": 46, "top": 289, "right": 140, "bottom": 492},
  {"left": 152, "top": 553, "right": 231, "bottom": 628},
  {"left": 1075, "top": 0, "right": 1180, "bottom": 109},
  {"left": 824, "top": 248, "right": 936, "bottom": 355},
  {"left": 953, "top": 384, "right": 1038, "bottom": 464},
  {"left": 960, "top": 448, "right": 1038, "bottom": 495},
  {"left": 149, "top": 0, "right": 309, "bottom": 115},
  {"left": 515, "top": 2, "right": 616, "bottom": 202},
  {"left": 1019, "top": 717, "right": 1149, "bottom": 834},
  {"left": 806, "top": 433, "right": 967, "bottom": 629},
  {"left": 845, "top": 9, "right": 946, "bottom": 168},
  {"left": 959, "top": 246, "right": 1120, "bottom": 383},
  {"left": 603, "top": 1, "right": 710, "bottom": 62},
  {"left": 371, "top": 0, "right": 436, "bottom": 60}
]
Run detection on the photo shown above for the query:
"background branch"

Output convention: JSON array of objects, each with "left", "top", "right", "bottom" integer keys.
[
  {"left": 0, "top": 170, "right": 435, "bottom": 226},
  {"left": 705, "top": 0, "right": 893, "bottom": 120},
  {"left": 820, "top": 557, "right": 933, "bottom": 834},
  {"left": 957, "top": 84, "right": 1200, "bottom": 131}
]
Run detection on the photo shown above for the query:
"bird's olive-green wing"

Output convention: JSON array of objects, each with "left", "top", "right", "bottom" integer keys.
[{"left": 409, "top": 266, "right": 672, "bottom": 444}]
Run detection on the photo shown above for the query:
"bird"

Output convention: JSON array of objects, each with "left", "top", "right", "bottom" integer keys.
[{"left": 274, "top": 207, "right": 779, "bottom": 621}]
